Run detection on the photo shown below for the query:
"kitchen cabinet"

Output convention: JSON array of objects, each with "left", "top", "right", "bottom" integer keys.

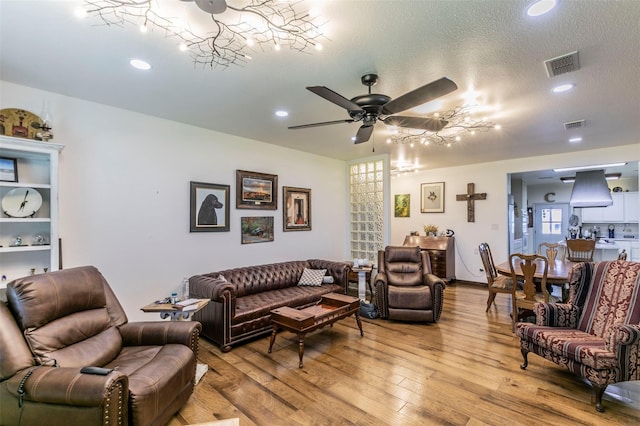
[
  {"left": 623, "top": 192, "right": 639, "bottom": 222},
  {"left": 0, "top": 136, "right": 64, "bottom": 287},
  {"left": 581, "top": 192, "right": 631, "bottom": 223}
]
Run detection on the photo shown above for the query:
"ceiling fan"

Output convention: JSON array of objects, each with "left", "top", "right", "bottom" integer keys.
[{"left": 289, "top": 74, "right": 458, "bottom": 144}]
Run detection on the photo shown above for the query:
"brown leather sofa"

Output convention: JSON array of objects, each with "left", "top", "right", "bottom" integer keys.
[
  {"left": 375, "top": 246, "right": 446, "bottom": 322},
  {"left": 189, "top": 259, "right": 349, "bottom": 352},
  {"left": 0, "top": 266, "right": 201, "bottom": 426}
]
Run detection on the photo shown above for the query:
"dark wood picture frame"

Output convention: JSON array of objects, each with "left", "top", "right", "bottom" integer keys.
[
  {"left": 421, "top": 182, "right": 445, "bottom": 213},
  {"left": 283, "top": 186, "right": 311, "bottom": 231},
  {"left": 236, "top": 170, "right": 278, "bottom": 210},
  {"left": 241, "top": 216, "right": 274, "bottom": 244},
  {"left": 190, "top": 181, "right": 230, "bottom": 232},
  {"left": 0, "top": 157, "right": 18, "bottom": 182}
]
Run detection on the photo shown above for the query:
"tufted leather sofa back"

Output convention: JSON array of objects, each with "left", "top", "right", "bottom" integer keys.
[
  {"left": 203, "top": 260, "right": 312, "bottom": 298},
  {"left": 6, "top": 266, "right": 128, "bottom": 367}
]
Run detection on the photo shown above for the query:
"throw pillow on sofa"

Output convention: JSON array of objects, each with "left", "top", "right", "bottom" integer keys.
[{"left": 298, "top": 268, "right": 327, "bottom": 286}]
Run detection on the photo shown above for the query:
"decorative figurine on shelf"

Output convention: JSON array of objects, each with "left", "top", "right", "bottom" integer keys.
[
  {"left": 12, "top": 236, "right": 23, "bottom": 247},
  {"left": 33, "top": 234, "right": 47, "bottom": 245}
]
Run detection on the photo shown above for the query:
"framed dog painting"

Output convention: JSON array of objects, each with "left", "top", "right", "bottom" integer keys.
[{"left": 190, "top": 181, "right": 230, "bottom": 232}]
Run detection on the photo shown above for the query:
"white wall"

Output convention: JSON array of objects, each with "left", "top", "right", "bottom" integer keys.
[
  {"left": 1, "top": 81, "right": 348, "bottom": 320},
  {"left": 390, "top": 147, "right": 640, "bottom": 284}
]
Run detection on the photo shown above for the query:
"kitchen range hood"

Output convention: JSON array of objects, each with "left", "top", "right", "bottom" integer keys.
[{"left": 569, "top": 169, "right": 613, "bottom": 208}]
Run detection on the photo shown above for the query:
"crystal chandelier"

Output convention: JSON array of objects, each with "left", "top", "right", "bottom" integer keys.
[
  {"left": 386, "top": 105, "right": 500, "bottom": 147},
  {"left": 83, "top": 0, "right": 326, "bottom": 68}
]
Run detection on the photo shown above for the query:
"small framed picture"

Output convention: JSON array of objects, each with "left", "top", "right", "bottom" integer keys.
[
  {"left": 190, "top": 181, "right": 230, "bottom": 232},
  {"left": 0, "top": 157, "right": 18, "bottom": 182},
  {"left": 241, "top": 216, "right": 274, "bottom": 244},
  {"left": 421, "top": 182, "right": 445, "bottom": 213},
  {"left": 394, "top": 194, "right": 410, "bottom": 217},
  {"left": 283, "top": 186, "right": 311, "bottom": 231},
  {"left": 236, "top": 170, "right": 278, "bottom": 210}
]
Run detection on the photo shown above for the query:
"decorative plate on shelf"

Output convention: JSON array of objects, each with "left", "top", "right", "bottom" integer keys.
[
  {"left": 2, "top": 187, "right": 43, "bottom": 218},
  {"left": 0, "top": 108, "right": 44, "bottom": 140}
]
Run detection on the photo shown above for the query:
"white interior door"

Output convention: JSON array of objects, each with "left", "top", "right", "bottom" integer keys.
[{"left": 533, "top": 203, "right": 569, "bottom": 251}]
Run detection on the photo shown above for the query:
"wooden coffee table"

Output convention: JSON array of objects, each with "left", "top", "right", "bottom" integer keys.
[{"left": 268, "top": 293, "right": 364, "bottom": 368}]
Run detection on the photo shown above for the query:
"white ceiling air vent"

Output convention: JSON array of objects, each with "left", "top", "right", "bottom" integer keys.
[
  {"left": 564, "top": 119, "right": 585, "bottom": 130},
  {"left": 544, "top": 51, "right": 580, "bottom": 77}
]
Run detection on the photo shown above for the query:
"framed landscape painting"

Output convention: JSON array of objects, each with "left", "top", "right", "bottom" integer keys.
[
  {"left": 421, "top": 182, "right": 445, "bottom": 213},
  {"left": 236, "top": 170, "right": 277, "bottom": 210},
  {"left": 283, "top": 186, "right": 311, "bottom": 231}
]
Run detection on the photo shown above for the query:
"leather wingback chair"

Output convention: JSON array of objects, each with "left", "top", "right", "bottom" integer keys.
[
  {"left": 374, "top": 246, "right": 446, "bottom": 322},
  {"left": 516, "top": 260, "right": 640, "bottom": 412},
  {"left": 0, "top": 266, "right": 201, "bottom": 426}
]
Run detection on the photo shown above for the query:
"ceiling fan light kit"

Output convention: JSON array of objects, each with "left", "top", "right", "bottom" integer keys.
[{"left": 82, "top": 0, "right": 326, "bottom": 68}]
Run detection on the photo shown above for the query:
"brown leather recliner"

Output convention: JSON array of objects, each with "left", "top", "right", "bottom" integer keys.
[
  {"left": 374, "top": 246, "right": 446, "bottom": 322},
  {"left": 0, "top": 266, "right": 201, "bottom": 426}
]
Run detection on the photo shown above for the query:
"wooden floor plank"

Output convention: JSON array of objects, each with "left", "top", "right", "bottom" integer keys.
[{"left": 172, "top": 284, "right": 640, "bottom": 425}]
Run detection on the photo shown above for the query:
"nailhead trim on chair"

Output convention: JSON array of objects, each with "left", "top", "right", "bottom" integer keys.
[{"left": 103, "top": 380, "right": 125, "bottom": 425}]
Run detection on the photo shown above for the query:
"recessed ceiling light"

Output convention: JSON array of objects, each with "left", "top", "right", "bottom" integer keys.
[
  {"left": 526, "top": 0, "right": 557, "bottom": 17},
  {"left": 568, "top": 137, "right": 582, "bottom": 143},
  {"left": 275, "top": 110, "right": 288, "bottom": 117},
  {"left": 552, "top": 83, "right": 575, "bottom": 93},
  {"left": 129, "top": 59, "right": 151, "bottom": 70}
]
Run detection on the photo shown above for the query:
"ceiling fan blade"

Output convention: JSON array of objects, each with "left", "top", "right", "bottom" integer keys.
[
  {"left": 382, "top": 77, "right": 458, "bottom": 115},
  {"left": 194, "top": 0, "right": 227, "bottom": 14},
  {"left": 289, "top": 119, "right": 355, "bottom": 129},
  {"left": 307, "top": 86, "right": 364, "bottom": 113},
  {"left": 383, "top": 115, "right": 448, "bottom": 132},
  {"left": 354, "top": 125, "right": 374, "bottom": 144}
]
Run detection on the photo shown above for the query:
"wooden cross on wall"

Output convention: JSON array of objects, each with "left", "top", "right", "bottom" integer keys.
[{"left": 456, "top": 183, "right": 487, "bottom": 222}]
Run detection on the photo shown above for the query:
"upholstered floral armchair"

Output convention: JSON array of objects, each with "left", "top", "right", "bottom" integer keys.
[{"left": 515, "top": 260, "right": 640, "bottom": 412}]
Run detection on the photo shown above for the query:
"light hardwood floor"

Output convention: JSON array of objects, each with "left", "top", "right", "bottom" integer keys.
[{"left": 170, "top": 284, "right": 640, "bottom": 425}]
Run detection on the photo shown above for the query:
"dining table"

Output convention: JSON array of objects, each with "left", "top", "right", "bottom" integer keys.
[
  {"left": 496, "top": 258, "right": 577, "bottom": 302},
  {"left": 495, "top": 258, "right": 576, "bottom": 284}
]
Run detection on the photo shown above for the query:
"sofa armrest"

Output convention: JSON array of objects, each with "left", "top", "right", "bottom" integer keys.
[
  {"left": 533, "top": 302, "right": 580, "bottom": 327},
  {"left": 189, "top": 275, "right": 235, "bottom": 303},
  {"left": 119, "top": 321, "right": 201, "bottom": 353},
  {"left": 308, "top": 259, "right": 350, "bottom": 292},
  {"left": 606, "top": 323, "right": 640, "bottom": 350},
  {"left": 6, "top": 366, "right": 128, "bottom": 407}
]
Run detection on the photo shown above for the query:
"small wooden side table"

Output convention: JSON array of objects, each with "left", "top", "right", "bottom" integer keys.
[{"left": 141, "top": 299, "right": 209, "bottom": 321}]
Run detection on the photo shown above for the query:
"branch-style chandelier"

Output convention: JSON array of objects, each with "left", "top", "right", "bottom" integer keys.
[
  {"left": 83, "top": 0, "right": 327, "bottom": 68},
  {"left": 386, "top": 105, "right": 500, "bottom": 147}
]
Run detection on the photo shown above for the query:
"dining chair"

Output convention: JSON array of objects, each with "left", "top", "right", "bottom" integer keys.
[
  {"left": 509, "top": 253, "right": 550, "bottom": 331},
  {"left": 537, "top": 242, "right": 565, "bottom": 263},
  {"left": 478, "top": 243, "right": 516, "bottom": 312},
  {"left": 618, "top": 249, "right": 628, "bottom": 260},
  {"left": 538, "top": 242, "right": 567, "bottom": 299},
  {"left": 565, "top": 238, "right": 596, "bottom": 262}
]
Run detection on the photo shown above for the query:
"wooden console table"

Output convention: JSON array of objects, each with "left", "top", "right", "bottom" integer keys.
[{"left": 403, "top": 235, "right": 456, "bottom": 282}]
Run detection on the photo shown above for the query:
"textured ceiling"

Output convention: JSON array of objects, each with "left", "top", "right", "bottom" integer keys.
[{"left": 1, "top": 0, "right": 639, "bottom": 178}]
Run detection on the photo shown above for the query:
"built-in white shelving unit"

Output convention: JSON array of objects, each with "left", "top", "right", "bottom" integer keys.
[{"left": 0, "top": 136, "right": 64, "bottom": 288}]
